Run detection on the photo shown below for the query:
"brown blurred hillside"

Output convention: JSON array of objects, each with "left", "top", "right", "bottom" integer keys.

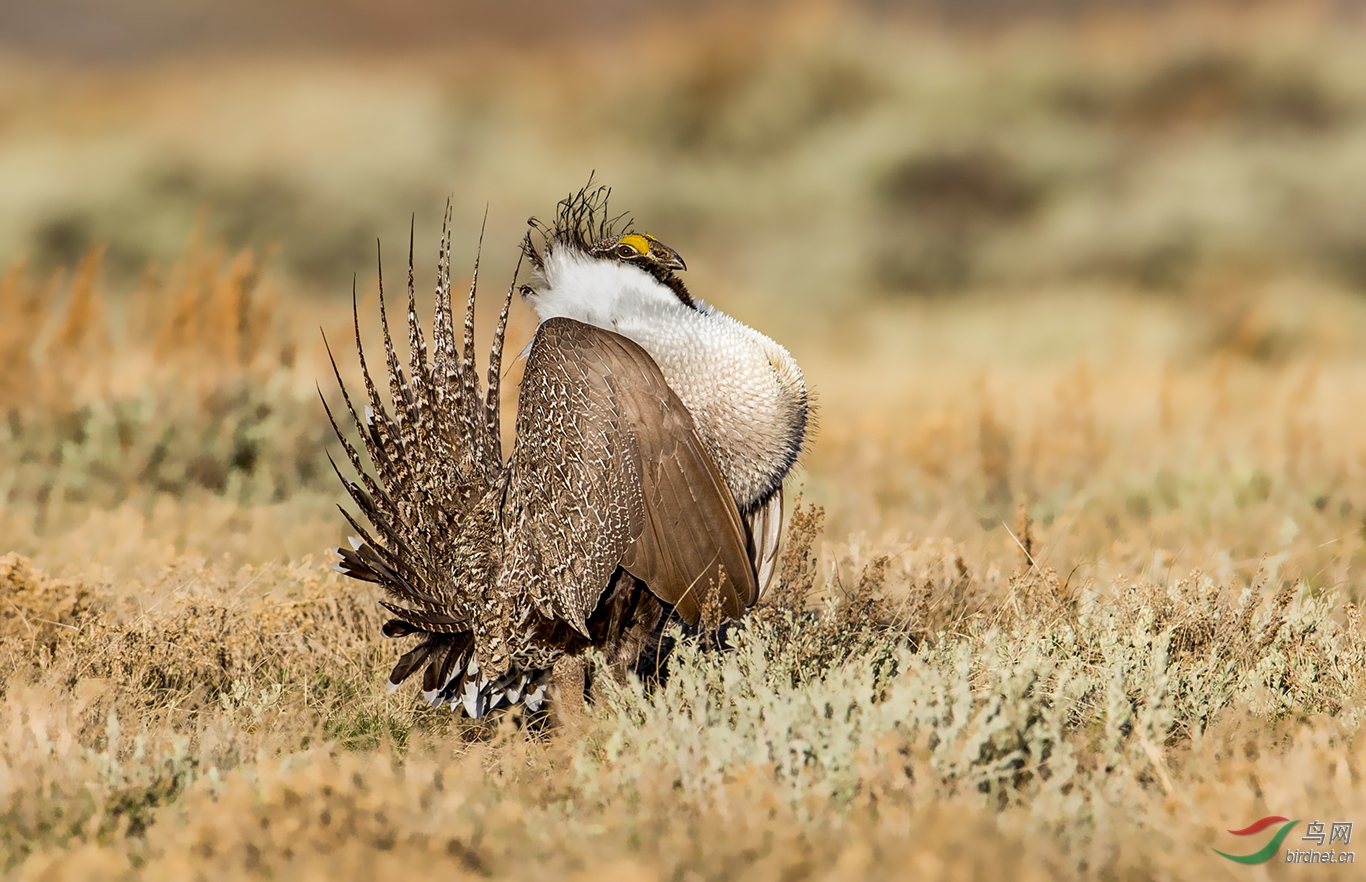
[
  {"left": 5, "top": 0, "right": 1366, "bottom": 306},
  {"left": 0, "top": 0, "right": 720, "bottom": 60},
  {"left": 5, "top": 1, "right": 1353, "bottom": 61}
]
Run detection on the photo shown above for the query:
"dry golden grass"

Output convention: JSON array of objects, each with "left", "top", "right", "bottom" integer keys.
[
  {"left": 3, "top": 237, "right": 1365, "bottom": 879},
  {"left": 4, "top": 6, "right": 1366, "bottom": 879}
]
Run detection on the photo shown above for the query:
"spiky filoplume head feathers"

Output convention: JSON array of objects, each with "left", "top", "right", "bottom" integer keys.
[{"left": 524, "top": 182, "right": 696, "bottom": 308}]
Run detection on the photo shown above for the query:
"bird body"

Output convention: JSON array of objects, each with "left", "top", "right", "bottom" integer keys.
[
  {"left": 327, "top": 185, "right": 808, "bottom": 718},
  {"left": 526, "top": 245, "right": 807, "bottom": 515}
]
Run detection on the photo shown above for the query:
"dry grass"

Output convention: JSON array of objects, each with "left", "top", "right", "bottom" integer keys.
[
  {"left": 1, "top": 514, "right": 1363, "bottom": 880},
  {"left": 4, "top": 6, "right": 1366, "bottom": 880}
]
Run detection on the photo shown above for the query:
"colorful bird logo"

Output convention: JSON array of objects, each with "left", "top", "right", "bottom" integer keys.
[{"left": 1213, "top": 816, "right": 1300, "bottom": 864}]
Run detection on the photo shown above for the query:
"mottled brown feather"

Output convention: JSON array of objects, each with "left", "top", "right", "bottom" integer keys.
[{"left": 506, "top": 318, "right": 757, "bottom": 630}]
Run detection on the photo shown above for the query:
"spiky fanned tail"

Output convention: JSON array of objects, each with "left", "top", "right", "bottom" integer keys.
[{"left": 322, "top": 206, "right": 521, "bottom": 704}]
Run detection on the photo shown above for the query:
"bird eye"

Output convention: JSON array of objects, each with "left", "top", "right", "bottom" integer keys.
[{"left": 615, "top": 243, "right": 638, "bottom": 259}]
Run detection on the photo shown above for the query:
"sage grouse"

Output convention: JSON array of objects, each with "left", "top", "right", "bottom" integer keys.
[{"left": 327, "top": 185, "right": 809, "bottom": 718}]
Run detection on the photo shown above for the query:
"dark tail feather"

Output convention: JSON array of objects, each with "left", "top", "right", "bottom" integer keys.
[
  {"left": 386, "top": 631, "right": 473, "bottom": 696},
  {"left": 389, "top": 637, "right": 439, "bottom": 688},
  {"left": 378, "top": 600, "right": 466, "bottom": 633},
  {"left": 425, "top": 635, "right": 471, "bottom": 693},
  {"left": 382, "top": 618, "right": 424, "bottom": 638}
]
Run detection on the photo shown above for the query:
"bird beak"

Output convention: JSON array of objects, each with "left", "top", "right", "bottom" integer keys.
[{"left": 644, "top": 235, "right": 687, "bottom": 272}]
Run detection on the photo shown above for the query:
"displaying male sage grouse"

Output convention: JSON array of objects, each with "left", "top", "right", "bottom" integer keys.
[{"left": 326, "top": 185, "right": 809, "bottom": 718}]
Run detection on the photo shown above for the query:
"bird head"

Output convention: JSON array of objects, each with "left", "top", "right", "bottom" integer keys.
[
  {"left": 523, "top": 181, "right": 699, "bottom": 311},
  {"left": 587, "top": 233, "right": 687, "bottom": 276}
]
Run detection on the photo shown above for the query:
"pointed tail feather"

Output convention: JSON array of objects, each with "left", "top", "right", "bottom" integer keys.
[{"left": 485, "top": 249, "right": 522, "bottom": 464}]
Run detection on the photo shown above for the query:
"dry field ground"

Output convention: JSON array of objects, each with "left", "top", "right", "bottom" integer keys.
[{"left": 3, "top": 5, "right": 1366, "bottom": 879}]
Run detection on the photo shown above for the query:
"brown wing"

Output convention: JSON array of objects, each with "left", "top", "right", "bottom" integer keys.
[{"left": 504, "top": 317, "right": 757, "bottom": 634}]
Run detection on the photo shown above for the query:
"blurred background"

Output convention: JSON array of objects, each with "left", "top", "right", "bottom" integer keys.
[
  {"left": 6, "top": 0, "right": 1366, "bottom": 302},
  {"left": 5, "top": 0, "right": 1366, "bottom": 598}
]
